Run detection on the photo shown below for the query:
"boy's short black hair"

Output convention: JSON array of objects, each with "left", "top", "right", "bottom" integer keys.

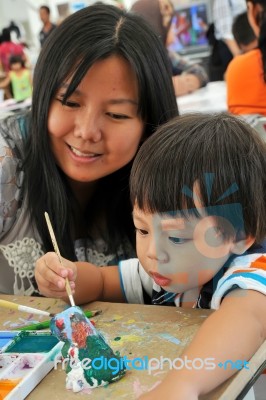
[{"left": 130, "top": 113, "right": 266, "bottom": 242}]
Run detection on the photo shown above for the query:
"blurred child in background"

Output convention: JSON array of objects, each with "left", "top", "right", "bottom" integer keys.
[
  {"left": 0, "top": 55, "right": 32, "bottom": 101},
  {"left": 232, "top": 12, "right": 258, "bottom": 53}
]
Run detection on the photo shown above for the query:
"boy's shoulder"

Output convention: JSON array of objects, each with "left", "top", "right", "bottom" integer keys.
[{"left": 211, "top": 253, "right": 266, "bottom": 309}]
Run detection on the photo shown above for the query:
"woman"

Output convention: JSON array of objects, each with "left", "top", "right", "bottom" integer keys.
[
  {"left": 226, "top": 0, "right": 266, "bottom": 115},
  {"left": 0, "top": 4, "right": 178, "bottom": 295}
]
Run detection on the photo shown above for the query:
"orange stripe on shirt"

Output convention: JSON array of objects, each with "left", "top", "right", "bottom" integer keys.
[
  {"left": 232, "top": 269, "right": 257, "bottom": 274},
  {"left": 251, "top": 255, "right": 266, "bottom": 271}
]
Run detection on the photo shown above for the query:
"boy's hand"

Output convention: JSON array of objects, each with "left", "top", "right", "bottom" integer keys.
[{"left": 35, "top": 252, "right": 76, "bottom": 298}]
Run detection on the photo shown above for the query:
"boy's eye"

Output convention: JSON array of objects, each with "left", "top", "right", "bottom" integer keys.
[
  {"left": 136, "top": 228, "right": 148, "bottom": 236},
  {"left": 168, "top": 237, "right": 187, "bottom": 244}
]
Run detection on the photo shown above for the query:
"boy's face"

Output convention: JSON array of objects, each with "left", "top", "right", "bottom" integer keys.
[{"left": 133, "top": 205, "right": 236, "bottom": 295}]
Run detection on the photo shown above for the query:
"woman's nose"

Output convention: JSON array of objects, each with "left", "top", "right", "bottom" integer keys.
[{"left": 74, "top": 108, "right": 102, "bottom": 142}]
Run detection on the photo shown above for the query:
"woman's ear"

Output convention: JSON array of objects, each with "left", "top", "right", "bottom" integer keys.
[
  {"left": 231, "top": 236, "right": 255, "bottom": 255},
  {"left": 247, "top": 1, "right": 263, "bottom": 37}
]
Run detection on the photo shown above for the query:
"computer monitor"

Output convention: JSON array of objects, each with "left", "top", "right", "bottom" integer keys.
[{"left": 167, "top": 2, "right": 211, "bottom": 55}]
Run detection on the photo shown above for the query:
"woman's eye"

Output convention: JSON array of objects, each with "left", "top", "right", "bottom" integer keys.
[
  {"left": 169, "top": 237, "right": 186, "bottom": 244},
  {"left": 107, "top": 112, "right": 130, "bottom": 120},
  {"left": 56, "top": 98, "right": 80, "bottom": 108}
]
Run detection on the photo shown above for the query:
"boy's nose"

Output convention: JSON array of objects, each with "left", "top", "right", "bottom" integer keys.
[{"left": 147, "top": 239, "right": 169, "bottom": 263}]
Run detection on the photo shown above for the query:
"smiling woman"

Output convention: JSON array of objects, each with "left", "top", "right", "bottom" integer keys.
[
  {"left": 48, "top": 56, "right": 143, "bottom": 184},
  {"left": 0, "top": 4, "right": 178, "bottom": 296}
]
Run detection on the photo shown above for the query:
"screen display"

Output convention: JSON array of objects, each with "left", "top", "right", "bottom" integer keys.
[{"left": 167, "top": 3, "right": 209, "bottom": 53}]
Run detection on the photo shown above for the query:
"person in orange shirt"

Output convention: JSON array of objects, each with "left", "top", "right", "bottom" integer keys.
[
  {"left": 232, "top": 12, "right": 258, "bottom": 54},
  {"left": 226, "top": 1, "right": 266, "bottom": 116}
]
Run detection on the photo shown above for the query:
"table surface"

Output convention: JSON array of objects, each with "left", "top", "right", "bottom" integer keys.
[
  {"left": 177, "top": 81, "right": 227, "bottom": 115},
  {"left": 0, "top": 294, "right": 265, "bottom": 400}
]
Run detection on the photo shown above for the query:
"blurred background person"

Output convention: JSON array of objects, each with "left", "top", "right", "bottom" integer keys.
[
  {"left": 209, "top": 0, "right": 247, "bottom": 81},
  {"left": 0, "top": 28, "right": 27, "bottom": 73},
  {"left": 0, "top": 55, "right": 32, "bottom": 101},
  {"left": 232, "top": 11, "right": 258, "bottom": 53},
  {"left": 8, "top": 21, "right": 22, "bottom": 43},
  {"left": 226, "top": 0, "right": 266, "bottom": 116},
  {"left": 131, "top": 0, "right": 208, "bottom": 96},
  {"left": 39, "top": 5, "right": 57, "bottom": 48}
]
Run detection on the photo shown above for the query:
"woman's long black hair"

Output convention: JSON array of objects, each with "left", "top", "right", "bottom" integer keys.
[
  {"left": 23, "top": 4, "right": 178, "bottom": 261},
  {"left": 249, "top": 0, "right": 266, "bottom": 81}
]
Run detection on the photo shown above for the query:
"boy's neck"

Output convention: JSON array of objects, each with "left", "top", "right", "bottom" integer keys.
[{"left": 181, "top": 287, "right": 201, "bottom": 308}]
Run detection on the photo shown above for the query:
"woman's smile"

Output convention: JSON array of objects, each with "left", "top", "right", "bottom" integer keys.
[{"left": 67, "top": 143, "right": 102, "bottom": 163}]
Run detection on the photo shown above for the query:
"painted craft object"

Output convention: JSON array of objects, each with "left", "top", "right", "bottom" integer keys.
[{"left": 50, "top": 306, "right": 125, "bottom": 392}]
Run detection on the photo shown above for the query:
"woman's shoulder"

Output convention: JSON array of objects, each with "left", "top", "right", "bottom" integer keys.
[
  {"left": 0, "top": 114, "right": 28, "bottom": 239},
  {"left": 0, "top": 113, "right": 29, "bottom": 151}
]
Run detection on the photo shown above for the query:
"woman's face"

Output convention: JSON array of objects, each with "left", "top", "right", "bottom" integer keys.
[{"left": 48, "top": 55, "right": 144, "bottom": 183}]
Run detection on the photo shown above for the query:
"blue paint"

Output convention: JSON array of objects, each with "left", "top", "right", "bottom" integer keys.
[
  {"left": 4, "top": 332, "right": 59, "bottom": 353},
  {"left": 0, "top": 332, "right": 18, "bottom": 349}
]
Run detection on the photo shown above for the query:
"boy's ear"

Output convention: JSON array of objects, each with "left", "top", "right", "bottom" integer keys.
[{"left": 231, "top": 236, "right": 255, "bottom": 255}]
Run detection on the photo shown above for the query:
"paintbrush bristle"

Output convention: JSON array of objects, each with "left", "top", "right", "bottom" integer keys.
[
  {"left": 93, "top": 310, "right": 102, "bottom": 316},
  {"left": 49, "top": 313, "right": 56, "bottom": 318}
]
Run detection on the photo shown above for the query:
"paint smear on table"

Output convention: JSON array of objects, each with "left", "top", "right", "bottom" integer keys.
[
  {"left": 3, "top": 318, "right": 40, "bottom": 329},
  {"left": 158, "top": 333, "right": 181, "bottom": 345},
  {"left": 132, "top": 378, "right": 162, "bottom": 397},
  {"left": 110, "top": 334, "right": 142, "bottom": 346}
]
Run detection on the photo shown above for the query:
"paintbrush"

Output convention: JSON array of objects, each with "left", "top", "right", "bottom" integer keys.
[
  {"left": 0, "top": 299, "right": 55, "bottom": 317},
  {"left": 44, "top": 212, "right": 75, "bottom": 307},
  {"left": 17, "top": 309, "right": 102, "bottom": 331}
]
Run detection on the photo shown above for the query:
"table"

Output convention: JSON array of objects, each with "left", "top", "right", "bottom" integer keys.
[
  {"left": 177, "top": 81, "right": 227, "bottom": 114},
  {"left": 0, "top": 295, "right": 265, "bottom": 399}
]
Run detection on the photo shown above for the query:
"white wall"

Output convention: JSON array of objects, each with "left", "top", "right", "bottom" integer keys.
[
  {"left": 0, "top": 0, "right": 136, "bottom": 50},
  {"left": 0, "top": 0, "right": 210, "bottom": 54},
  {"left": 0, "top": 0, "right": 45, "bottom": 50}
]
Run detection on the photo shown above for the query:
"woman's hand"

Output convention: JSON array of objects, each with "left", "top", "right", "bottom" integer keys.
[{"left": 35, "top": 252, "right": 76, "bottom": 298}]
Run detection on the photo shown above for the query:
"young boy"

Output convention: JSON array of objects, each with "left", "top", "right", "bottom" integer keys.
[{"left": 35, "top": 113, "right": 266, "bottom": 399}]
